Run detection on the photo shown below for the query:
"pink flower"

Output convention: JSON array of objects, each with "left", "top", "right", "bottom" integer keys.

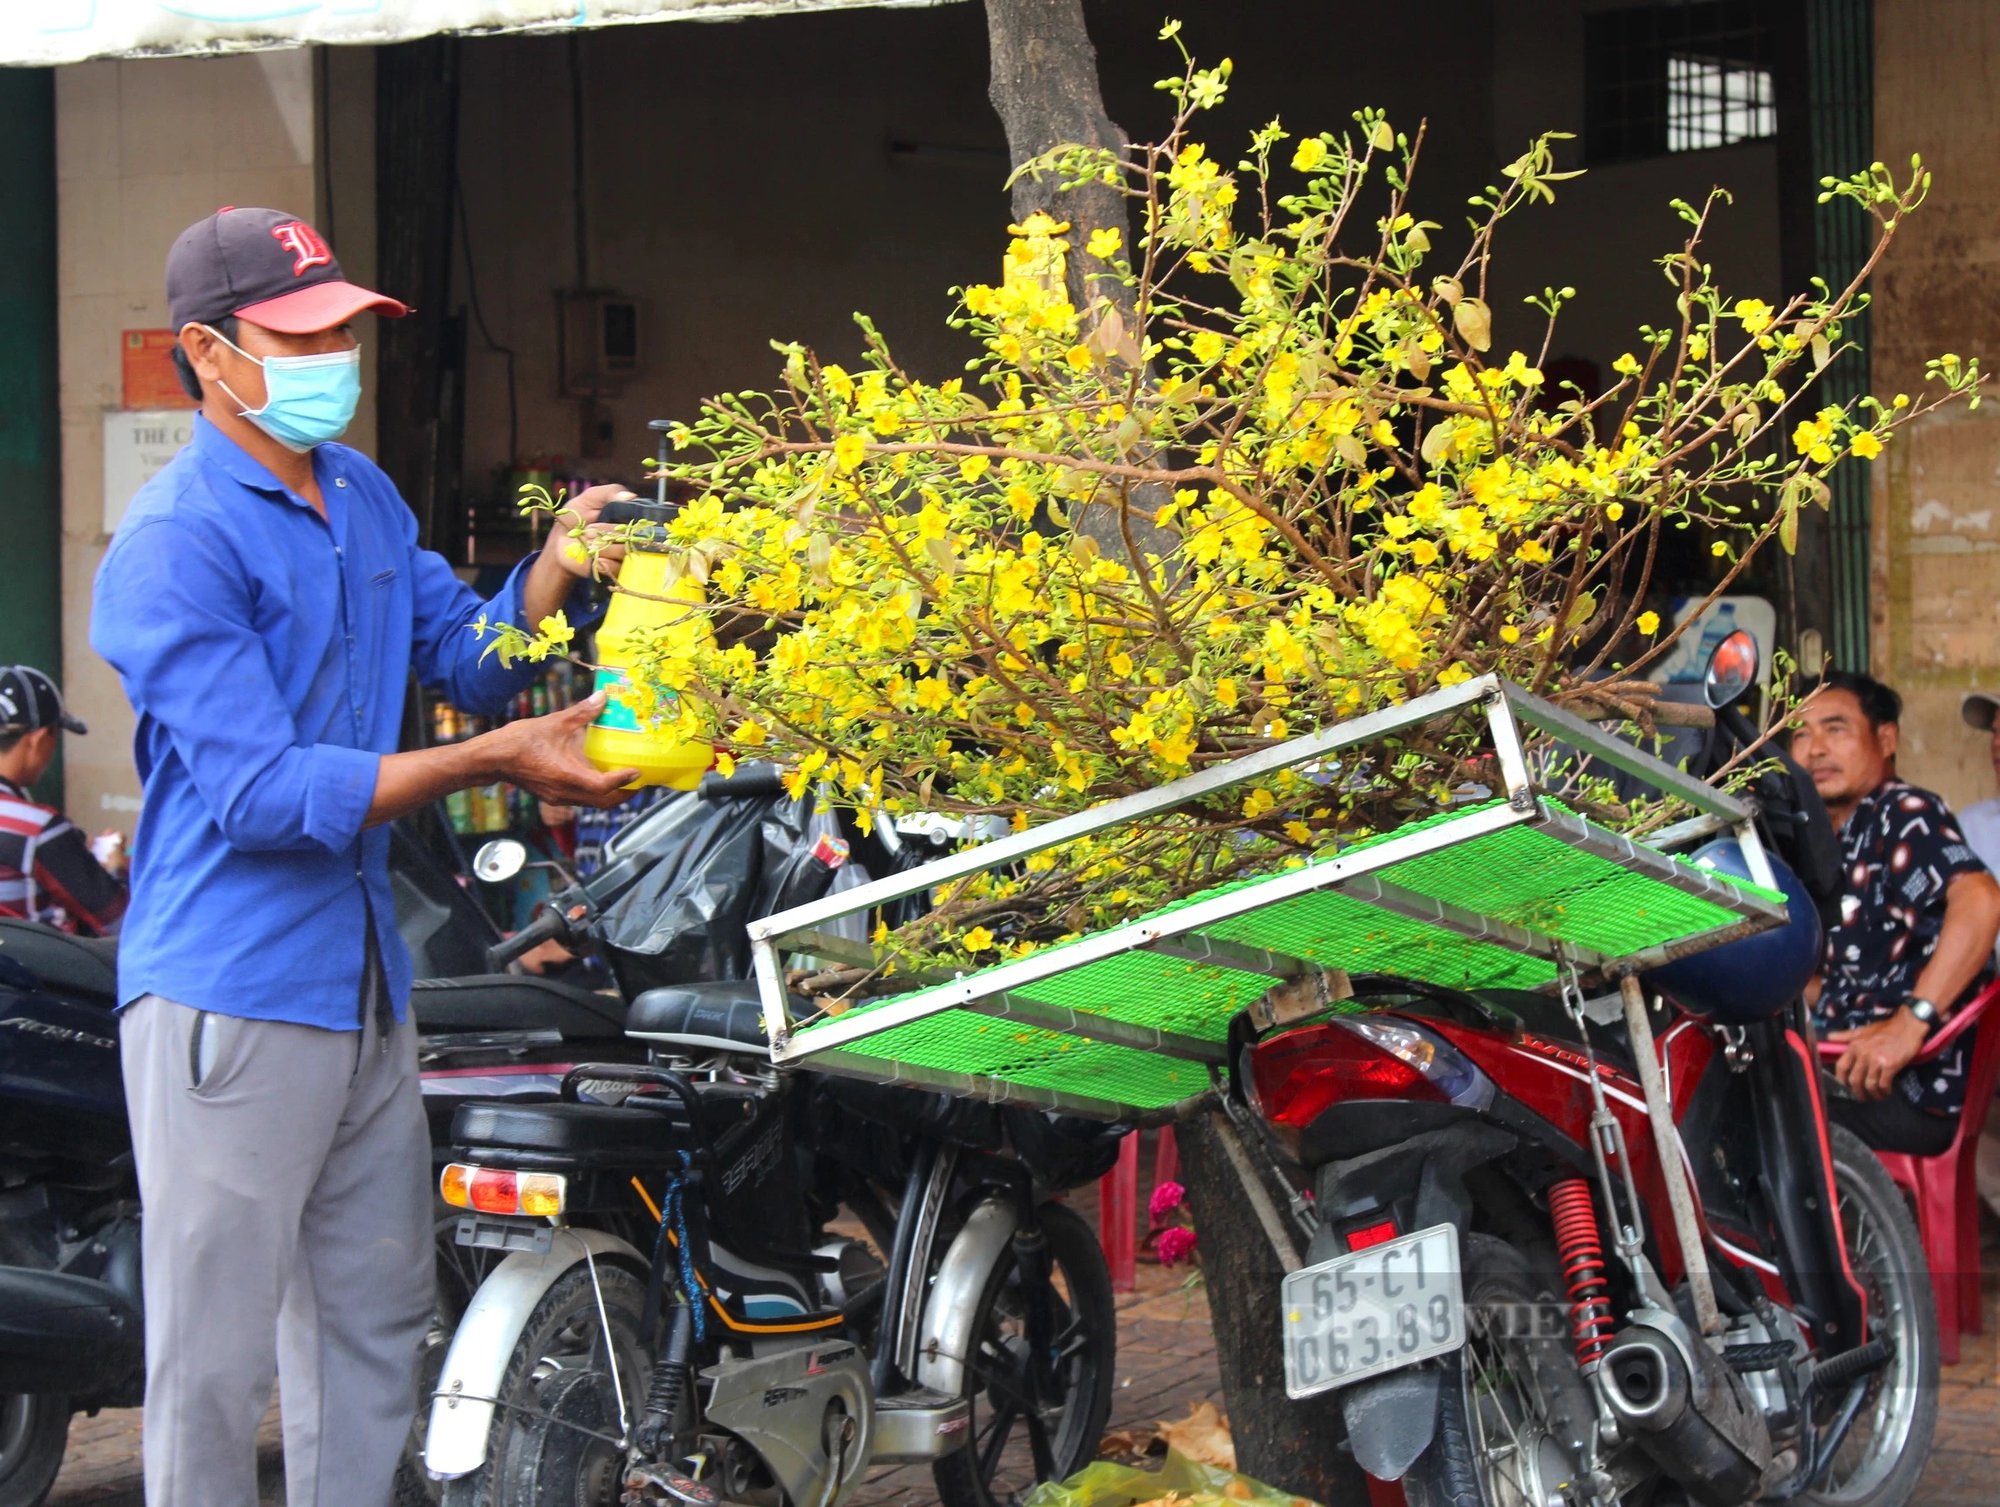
[
  {"left": 1155, "top": 1226, "right": 1198, "bottom": 1267},
  {"left": 1149, "top": 1180, "right": 1186, "bottom": 1222}
]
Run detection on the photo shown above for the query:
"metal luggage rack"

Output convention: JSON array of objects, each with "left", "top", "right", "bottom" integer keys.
[{"left": 747, "top": 675, "right": 1788, "bottom": 1121}]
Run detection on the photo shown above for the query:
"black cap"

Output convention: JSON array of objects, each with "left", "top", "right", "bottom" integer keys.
[
  {"left": 1963, "top": 692, "right": 2000, "bottom": 733},
  {"left": 166, "top": 208, "right": 408, "bottom": 334},
  {"left": 0, "top": 667, "right": 86, "bottom": 737}
]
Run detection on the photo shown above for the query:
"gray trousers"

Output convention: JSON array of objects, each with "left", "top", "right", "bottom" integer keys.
[{"left": 121, "top": 993, "right": 434, "bottom": 1507}]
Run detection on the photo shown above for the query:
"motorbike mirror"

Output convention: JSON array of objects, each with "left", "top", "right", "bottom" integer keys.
[
  {"left": 1702, "top": 628, "right": 1759, "bottom": 711},
  {"left": 472, "top": 838, "right": 528, "bottom": 884}
]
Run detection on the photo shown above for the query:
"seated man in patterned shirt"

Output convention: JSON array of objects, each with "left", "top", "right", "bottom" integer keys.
[{"left": 1794, "top": 670, "right": 2000, "bottom": 1153}]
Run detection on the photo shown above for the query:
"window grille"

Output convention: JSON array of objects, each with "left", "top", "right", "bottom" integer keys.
[{"left": 1586, "top": 2, "right": 1778, "bottom": 164}]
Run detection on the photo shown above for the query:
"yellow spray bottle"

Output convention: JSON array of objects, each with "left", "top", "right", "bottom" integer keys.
[{"left": 574, "top": 497, "right": 714, "bottom": 789}]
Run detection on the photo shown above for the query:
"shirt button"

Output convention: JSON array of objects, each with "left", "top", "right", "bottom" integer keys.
[{"left": 335, "top": 478, "right": 348, "bottom": 488}]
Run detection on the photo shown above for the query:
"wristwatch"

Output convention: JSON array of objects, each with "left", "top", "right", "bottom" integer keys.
[{"left": 1904, "top": 996, "right": 1944, "bottom": 1034}]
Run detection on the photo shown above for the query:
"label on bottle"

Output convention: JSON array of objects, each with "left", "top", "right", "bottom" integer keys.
[{"left": 592, "top": 667, "right": 678, "bottom": 732}]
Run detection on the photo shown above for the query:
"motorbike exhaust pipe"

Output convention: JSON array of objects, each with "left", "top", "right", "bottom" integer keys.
[
  {"left": 1598, "top": 1320, "right": 1773, "bottom": 1507},
  {"left": 1601, "top": 1330, "right": 1689, "bottom": 1430}
]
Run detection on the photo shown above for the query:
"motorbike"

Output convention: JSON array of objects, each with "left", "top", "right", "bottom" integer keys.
[
  {"left": 1228, "top": 633, "right": 1935, "bottom": 1507},
  {"left": 418, "top": 773, "right": 1123, "bottom": 1507}
]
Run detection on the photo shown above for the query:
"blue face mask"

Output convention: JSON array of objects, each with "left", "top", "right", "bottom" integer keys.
[{"left": 205, "top": 327, "right": 363, "bottom": 454}]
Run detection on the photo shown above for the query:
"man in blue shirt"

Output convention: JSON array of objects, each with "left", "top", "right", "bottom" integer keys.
[{"left": 91, "top": 208, "right": 638, "bottom": 1507}]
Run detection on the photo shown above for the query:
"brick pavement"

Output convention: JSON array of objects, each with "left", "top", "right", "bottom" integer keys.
[{"left": 42, "top": 1191, "right": 1998, "bottom": 1506}]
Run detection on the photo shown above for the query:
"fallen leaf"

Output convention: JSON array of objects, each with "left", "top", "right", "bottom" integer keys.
[
  {"left": 1099, "top": 1429, "right": 1140, "bottom": 1457},
  {"left": 1155, "top": 1401, "right": 1236, "bottom": 1471}
]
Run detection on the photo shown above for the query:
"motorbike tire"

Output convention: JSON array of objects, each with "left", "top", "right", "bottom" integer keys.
[
  {"left": 440, "top": 1261, "right": 649, "bottom": 1507},
  {"left": 932, "top": 1201, "right": 1115, "bottom": 1507},
  {"left": 1803, "top": 1123, "right": 1938, "bottom": 1507},
  {"left": 0, "top": 1395, "right": 70, "bottom": 1507},
  {"left": 1403, "top": 1234, "right": 1595, "bottom": 1507}
]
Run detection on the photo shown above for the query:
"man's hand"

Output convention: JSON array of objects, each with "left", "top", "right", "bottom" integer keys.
[
  {"left": 1827, "top": 1009, "right": 1931, "bottom": 1100},
  {"left": 482, "top": 692, "right": 638, "bottom": 808},
  {"left": 365, "top": 692, "right": 638, "bottom": 828},
  {"left": 547, "top": 484, "right": 637, "bottom": 582}
]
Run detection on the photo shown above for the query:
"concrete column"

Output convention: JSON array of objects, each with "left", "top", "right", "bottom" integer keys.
[
  {"left": 1870, "top": 0, "right": 2000, "bottom": 812},
  {"left": 55, "top": 47, "right": 377, "bottom": 834}
]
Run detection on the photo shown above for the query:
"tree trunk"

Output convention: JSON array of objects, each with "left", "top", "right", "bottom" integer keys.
[
  {"left": 1177, "top": 1116, "right": 1372, "bottom": 1506},
  {"left": 982, "top": 0, "right": 1175, "bottom": 564}
]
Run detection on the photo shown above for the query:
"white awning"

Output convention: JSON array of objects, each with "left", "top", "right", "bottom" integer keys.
[{"left": 5, "top": 0, "right": 950, "bottom": 68}]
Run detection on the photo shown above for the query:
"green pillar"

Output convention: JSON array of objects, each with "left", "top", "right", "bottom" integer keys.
[
  {"left": 1806, "top": 0, "right": 1874, "bottom": 674},
  {"left": 0, "top": 69, "right": 61, "bottom": 804}
]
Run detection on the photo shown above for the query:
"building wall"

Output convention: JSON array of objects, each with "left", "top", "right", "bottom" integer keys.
[
  {"left": 54, "top": 47, "right": 373, "bottom": 834},
  {"left": 447, "top": 2, "right": 1509, "bottom": 502},
  {"left": 1870, "top": 0, "right": 2000, "bottom": 811}
]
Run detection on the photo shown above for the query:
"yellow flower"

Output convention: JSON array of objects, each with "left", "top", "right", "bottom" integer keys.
[
  {"left": 1734, "top": 299, "right": 1775, "bottom": 337},
  {"left": 1110, "top": 651, "right": 1135, "bottom": 677},
  {"left": 959, "top": 454, "right": 991, "bottom": 482},
  {"left": 1711, "top": 541, "right": 1729, "bottom": 557},
  {"left": 1291, "top": 136, "right": 1328, "bottom": 172},
  {"left": 1284, "top": 820, "right": 1314, "bottom": 845},
  {"left": 1437, "top": 662, "right": 1472, "bottom": 687},
  {"left": 1637, "top": 611, "right": 1661, "bottom": 635},
  {"left": 963, "top": 927, "right": 996, "bottom": 953},
  {"left": 1086, "top": 226, "right": 1123, "bottom": 258},
  {"left": 1605, "top": 503, "right": 1624, "bottom": 522},
  {"left": 1499, "top": 624, "right": 1521, "bottom": 644},
  {"left": 1611, "top": 352, "right": 1641, "bottom": 377},
  {"left": 1215, "top": 677, "right": 1239, "bottom": 709},
  {"left": 1190, "top": 329, "right": 1226, "bottom": 365},
  {"left": 1065, "top": 346, "right": 1094, "bottom": 372},
  {"left": 1850, "top": 431, "right": 1884, "bottom": 459},
  {"left": 832, "top": 433, "right": 866, "bottom": 472},
  {"left": 1408, "top": 538, "right": 1440, "bottom": 565},
  {"left": 1514, "top": 538, "right": 1552, "bottom": 564},
  {"left": 1242, "top": 787, "right": 1276, "bottom": 820}
]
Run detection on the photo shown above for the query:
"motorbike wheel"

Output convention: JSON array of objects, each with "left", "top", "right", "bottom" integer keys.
[
  {"left": 1404, "top": 1235, "right": 1596, "bottom": 1507},
  {"left": 932, "top": 1201, "right": 1115, "bottom": 1507},
  {"left": 440, "top": 1261, "right": 649, "bottom": 1507},
  {"left": 1803, "top": 1123, "right": 1938, "bottom": 1507},
  {"left": 0, "top": 1395, "right": 70, "bottom": 1507}
]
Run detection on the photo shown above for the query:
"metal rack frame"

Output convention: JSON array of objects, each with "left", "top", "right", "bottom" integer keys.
[{"left": 746, "top": 675, "right": 1785, "bottom": 1111}]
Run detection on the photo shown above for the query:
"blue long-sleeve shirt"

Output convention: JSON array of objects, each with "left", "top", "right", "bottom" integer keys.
[{"left": 91, "top": 417, "right": 587, "bottom": 1028}]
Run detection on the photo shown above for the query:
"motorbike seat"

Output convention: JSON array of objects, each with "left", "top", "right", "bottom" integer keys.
[
  {"left": 451, "top": 1098, "right": 717, "bottom": 1169},
  {"left": 411, "top": 973, "right": 627, "bottom": 1039},
  {"left": 0, "top": 919, "right": 119, "bottom": 1003},
  {"left": 626, "top": 981, "right": 774, "bottom": 1055}
]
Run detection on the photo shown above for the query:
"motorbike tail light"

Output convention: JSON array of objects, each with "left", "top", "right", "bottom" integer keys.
[
  {"left": 1345, "top": 1217, "right": 1400, "bottom": 1251},
  {"left": 439, "top": 1163, "right": 566, "bottom": 1217},
  {"left": 1250, "top": 1015, "right": 1491, "bottom": 1127}
]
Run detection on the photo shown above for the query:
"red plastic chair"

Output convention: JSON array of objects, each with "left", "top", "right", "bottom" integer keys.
[{"left": 1818, "top": 979, "right": 2000, "bottom": 1364}]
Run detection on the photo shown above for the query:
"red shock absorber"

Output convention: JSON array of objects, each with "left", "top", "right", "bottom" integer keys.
[{"left": 1549, "top": 1177, "right": 1616, "bottom": 1368}]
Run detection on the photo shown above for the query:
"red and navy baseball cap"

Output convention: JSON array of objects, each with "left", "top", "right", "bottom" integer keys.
[
  {"left": 166, "top": 207, "right": 409, "bottom": 335},
  {"left": 0, "top": 667, "right": 86, "bottom": 737}
]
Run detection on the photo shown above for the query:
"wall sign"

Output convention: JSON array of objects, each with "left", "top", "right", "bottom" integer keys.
[
  {"left": 122, "top": 329, "right": 196, "bottom": 411},
  {"left": 103, "top": 410, "right": 194, "bottom": 536}
]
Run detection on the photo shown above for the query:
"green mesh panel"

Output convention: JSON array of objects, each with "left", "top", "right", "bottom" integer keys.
[
  {"left": 794, "top": 801, "right": 1775, "bottom": 1113},
  {"left": 827, "top": 1015, "right": 1204, "bottom": 1111}
]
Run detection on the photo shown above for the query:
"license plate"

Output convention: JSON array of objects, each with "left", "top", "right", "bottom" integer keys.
[{"left": 1280, "top": 1223, "right": 1464, "bottom": 1398}]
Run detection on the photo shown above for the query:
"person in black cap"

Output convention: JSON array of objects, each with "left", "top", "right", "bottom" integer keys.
[
  {"left": 89, "top": 209, "right": 641, "bottom": 1507},
  {"left": 0, "top": 665, "right": 127, "bottom": 937}
]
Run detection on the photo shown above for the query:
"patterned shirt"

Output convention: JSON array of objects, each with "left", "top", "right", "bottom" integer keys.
[
  {"left": 0, "top": 776, "right": 128, "bottom": 936},
  {"left": 1815, "top": 781, "right": 1993, "bottom": 1114}
]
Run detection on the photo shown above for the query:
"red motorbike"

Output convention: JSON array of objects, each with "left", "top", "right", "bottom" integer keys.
[{"left": 1234, "top": 643, "right": 1933, "bottom": 1507}]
